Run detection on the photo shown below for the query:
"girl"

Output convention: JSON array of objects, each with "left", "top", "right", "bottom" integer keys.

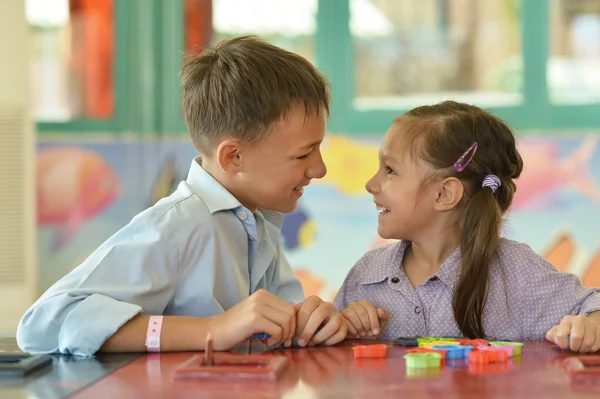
[{"left": 334, "top": 101, "right": 600, "bottom": 353}]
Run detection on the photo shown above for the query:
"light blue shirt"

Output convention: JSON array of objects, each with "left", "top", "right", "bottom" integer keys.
[{"left": 17, "top": 157, "right": 304, "bottom": 356}]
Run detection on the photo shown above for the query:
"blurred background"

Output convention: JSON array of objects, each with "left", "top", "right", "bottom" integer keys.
[{"left": 1, "top": 0, "right": 600, "bottom": 334}]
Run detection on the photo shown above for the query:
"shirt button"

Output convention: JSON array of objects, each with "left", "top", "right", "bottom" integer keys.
[
  {"left": 414, "top": 306, "right": 421, "bottom": 314},
  {"left": 391, "top": 277, "right": 400, "bottom": 284},
  {"left": 239, "top": 212, "right": 248, "bottom": 220}
]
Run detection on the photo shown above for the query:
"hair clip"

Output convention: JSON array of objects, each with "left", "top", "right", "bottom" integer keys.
[
  {"left": 481, "top": 174, "right": 501, "bottom": 193},
  {"left": 453, "top": 142, "right": 478, "bottom": 172}
]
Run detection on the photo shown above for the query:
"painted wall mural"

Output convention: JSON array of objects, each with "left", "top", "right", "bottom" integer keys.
[{"left": 36, "top": 133, "right": 600, "bottom": 298}]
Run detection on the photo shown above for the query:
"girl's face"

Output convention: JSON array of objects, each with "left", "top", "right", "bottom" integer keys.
[{"left": 365, "top": 124, "right": 440, "bottom": 240}]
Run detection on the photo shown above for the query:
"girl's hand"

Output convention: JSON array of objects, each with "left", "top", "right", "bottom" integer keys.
[
  {"left": 546, "top": 315, "right": 600, "bottom": 353},
  {"left": 341, "top": 300, "right": 389, "bottom": 338}
]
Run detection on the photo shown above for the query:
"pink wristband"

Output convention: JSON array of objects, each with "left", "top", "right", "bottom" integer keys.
[{"left": 145, "top": 315, "right": 163, "bottom": 352}]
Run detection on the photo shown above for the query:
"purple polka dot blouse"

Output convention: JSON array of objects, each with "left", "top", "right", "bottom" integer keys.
[{"left": 333, "top": 239, "right": 600, "bottom": 340}]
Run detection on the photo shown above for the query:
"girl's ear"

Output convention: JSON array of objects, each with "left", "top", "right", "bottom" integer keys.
[{"left": 433, "top": 177, "right": 464, "bottom": 211}]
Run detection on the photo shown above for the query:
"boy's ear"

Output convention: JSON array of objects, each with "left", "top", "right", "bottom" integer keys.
[
  {"left": 216, "top": 139, "right": 244, "bottom": 174},
  {"left": 433, "top": 177, "right": 464, "bottom": 211}
]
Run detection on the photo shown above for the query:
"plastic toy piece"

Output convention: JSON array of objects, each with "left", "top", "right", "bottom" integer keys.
[
  {"left": 430, "top": 345, "right": 473, "bottom": 359},
  {"left": 249, "top": 333, "right": 270, "bottom": 343},
  {"left": 404, "top": 353, "right": 443, "bottom": 369},
  {"left": 460, "top": 339, "right": 490, "bottom": 347},
  {"left": 478, "top": 344, "right": 514, "bottom": 358},
  {"left": 407, "top": 347, "right": 447, "bottom": 360},
  {"left": 468, "top": 349, "right": 508, "bottom": 364},
  {"left": 393, "top": 336, "right": 420, "bottom": 346},
  {"left": 417, "top": 337, "right": 455, "bottom": 348},
  {"left": 562, "top": 356, "right": 600, "bottom": 383},
  {"left": 251, "top": 324, "right": 325, "bottom": 348},
  {"left": 249, "top": 333, "right": 303, "bottom": 349},
  {"left": 406, "top": 366, "right": 442, "bottom": 378},
  {"left": 172, "top": 334, "right": 290, "bottom": 381},
  {"left": 353, "top": 344, "right": 388, "bottom": 359},
  {"left": 206, "top": 333, "right": 214, "bottom": 365},
  {"left": 490, "top": 341, "right": 523, "bottom": 355},
  {"left": 421, "top": 341, "right": 459, "bottom": 349},
  {"left": 483, "top": 336, "right": 501, "bottom": 341},
  {"left": 173, "top": 353, "right": 290, "bottom": 381},
  {"left": 417, "top": 337, "right": 445, "bottom": 343}
]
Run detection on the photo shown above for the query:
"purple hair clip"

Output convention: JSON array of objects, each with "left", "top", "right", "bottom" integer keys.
[{"left": 453, "top": 142, "right": 478, "bottom": 172}]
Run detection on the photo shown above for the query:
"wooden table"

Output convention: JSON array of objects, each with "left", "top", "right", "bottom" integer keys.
[
  {"left": 0, "top": 338, "right": 141, "bottom": 399},
  {"left": 70, "top": 340, "right": 600, "bottom": 399}
]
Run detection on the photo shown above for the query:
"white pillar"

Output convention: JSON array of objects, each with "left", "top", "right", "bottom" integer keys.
[{"left": 0, "top": 0, "right": 37, "bottom": 336}]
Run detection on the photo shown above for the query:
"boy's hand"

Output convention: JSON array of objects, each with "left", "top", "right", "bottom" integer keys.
[
  {"left": 341, "top": 300, "right": 389, "bottom": 338},
  {"left": 209, "top": 289, "right": 296, "bottom": 350},
  {"left": 546, "top": 315, "right": 600, "bottom": 353},
  {"left": 294, "top": 296, "right": 347, "bottom": 347}
]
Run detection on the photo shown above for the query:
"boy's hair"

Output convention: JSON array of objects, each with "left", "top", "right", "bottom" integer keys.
[
  {"left": 180, "top": 36, "right": 331, "bottom": 153},
  {"left": 397, "top": 100, "right": 524, "bottom": 339}
]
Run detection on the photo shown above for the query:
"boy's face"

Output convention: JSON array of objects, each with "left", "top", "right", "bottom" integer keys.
[{"left": 235, "top": 105, "right": 327, "bottom": 213}]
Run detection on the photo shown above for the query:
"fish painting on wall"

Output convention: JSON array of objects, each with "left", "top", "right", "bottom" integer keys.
[{"left": 37, "top": 147, "right": 121, "bottom": 250}]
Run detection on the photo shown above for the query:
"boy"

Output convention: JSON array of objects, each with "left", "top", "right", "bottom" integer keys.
[{"left": 18, "top": 36, "right": 346, "bottom": 356}]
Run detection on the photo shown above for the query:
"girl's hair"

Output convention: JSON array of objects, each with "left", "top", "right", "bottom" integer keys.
[{"left": 401, "top": 100, "right": 523, "bottom": 338}]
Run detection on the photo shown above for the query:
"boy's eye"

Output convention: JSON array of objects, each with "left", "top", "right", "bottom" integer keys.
[
  {"left": 385, "top": 165, "right": 395, "bottom": 175},
  {"left": 297, "top": 152, "right": 311, "bottom": 160}
]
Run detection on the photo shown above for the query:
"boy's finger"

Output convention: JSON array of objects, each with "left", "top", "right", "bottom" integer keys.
[
  {"left": 253, "top": 318, "right": 284, "bottom": 347},
  {"left": 262, "top": 307, "right": 294, "bottom": 347},
  {"left": 323, "top": 322, "right": 348, "bottom": 346},
  {"left": 295, "top": 297, "right": 321, "bottom": 337},
  {"left": 312, "top": 313, "right": 345, "bottom": 345},
  {"left": 260, "top": 292, "right": 296, "bottom": 344},
  {"left": 298, "top": 303, "right": 333, "bottom": 345}
]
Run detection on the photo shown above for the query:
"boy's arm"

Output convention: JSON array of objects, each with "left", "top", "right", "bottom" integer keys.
[
  {"left": 100, "top": 314, "right": 211, "bottom": 352},
  {"left": 17, "top": 216, "right": 180, "bottom": 356},
  {"left": 102, "top": 288, "right": 299, "bottom": 352}
]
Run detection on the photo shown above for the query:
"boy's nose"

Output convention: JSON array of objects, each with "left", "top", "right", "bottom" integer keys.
[{"left": 307, "top": 152, "right": 327, "bottom": 179}]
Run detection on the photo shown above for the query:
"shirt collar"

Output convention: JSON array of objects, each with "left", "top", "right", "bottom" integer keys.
[
  {"left": 356, "top": 240, "right": 462, "bottom": 287},
  {"left": 186, "top": 157, "right": 241, "bottom": 213},
  {"left": 257, "top": 209, "right": 285, "bottom": 229},
  {"left": 185, "top": 157, "right": 285, "bottom": 229},
  {"left": 357, "top": 241, "right": 408, "bottom": 285}
]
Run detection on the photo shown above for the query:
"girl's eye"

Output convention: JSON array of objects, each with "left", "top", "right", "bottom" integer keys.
[
  {"left": 385, "top": 166, "right": 395, "bottom": 175},
  {"left": 297, "top": 153, "right": 310, "bottom": 160}
]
